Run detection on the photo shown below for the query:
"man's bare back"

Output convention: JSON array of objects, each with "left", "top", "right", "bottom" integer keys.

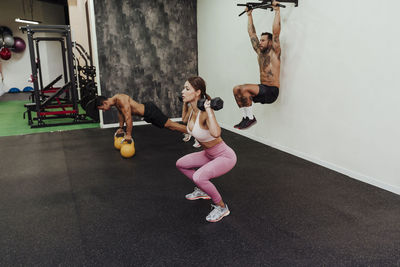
[{"left": 111, "top": 94, "right": 145, "bottom": 116}]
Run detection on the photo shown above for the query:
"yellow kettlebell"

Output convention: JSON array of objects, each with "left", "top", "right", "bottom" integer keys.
[
  {"left": 120, "top": 139, "right": 136, "bottom": 158},
  {"left": 114, "top": 132, "right": 125, "bottom": 150}
]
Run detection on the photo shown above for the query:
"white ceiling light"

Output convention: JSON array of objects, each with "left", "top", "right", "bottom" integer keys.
[{"left": 15, "top": 18, "right": 41, "bottom": 24}]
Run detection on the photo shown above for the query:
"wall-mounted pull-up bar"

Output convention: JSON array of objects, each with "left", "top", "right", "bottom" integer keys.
[{"left": 237, "top": 0, "right": 298, "bottom": 16}]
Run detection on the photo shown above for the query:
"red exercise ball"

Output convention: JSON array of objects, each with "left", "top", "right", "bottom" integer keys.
[
  {"left": 0, "top": 47, "right": 11, "bottom": 60},
  {"left": 13, "top": 37, "right": 26, "bottom": 53}
]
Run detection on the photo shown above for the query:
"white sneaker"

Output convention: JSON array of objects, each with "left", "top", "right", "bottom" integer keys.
[
  {"left": 185, "top": 187, "right": 211, "bottom": 200},
  {"left": 183, "top": 133, "right": 191, "bottom": 142},
  {"left": 193, "top": 139, "right": 201, "bottom": 148},
  {"left": 206, "top": 204, "right": 230, "bottom": 223}
]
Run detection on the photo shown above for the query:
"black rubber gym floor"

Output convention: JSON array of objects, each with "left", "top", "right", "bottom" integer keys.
[{"left": 0, "top": 126, "right": 399, "bottom": 266}]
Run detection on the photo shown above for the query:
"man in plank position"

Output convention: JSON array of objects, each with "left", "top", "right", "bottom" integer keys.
[{"left": 96, "top": 94, "right": 187, "bottom": 140}]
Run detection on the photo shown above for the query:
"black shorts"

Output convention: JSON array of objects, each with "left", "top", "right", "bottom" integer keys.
[
  {"left": 143, "top": 102, "right": 168, "bottom": 128},
  {"left": 252, "top": 84, "right": 279, "bottom": 104}
]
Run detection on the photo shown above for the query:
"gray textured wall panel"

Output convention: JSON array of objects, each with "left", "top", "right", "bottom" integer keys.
[{"left": 94, "top": 0, "right": 198, "bottom": 124}]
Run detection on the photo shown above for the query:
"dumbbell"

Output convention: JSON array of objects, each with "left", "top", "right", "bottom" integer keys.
[
  {"left": 197, "top": 97, "right": 224, "bottom": 111},
  {"left": 178, "top": 95, "right": 223, "bottom": 111}
]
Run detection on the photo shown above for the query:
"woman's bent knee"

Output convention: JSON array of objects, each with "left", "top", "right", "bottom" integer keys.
[
  {"left": 176, "top": 158, "right": 185, "bottom": 169},
  {"left": 192, "top": 169, "right": 212, "bottom": 185}
]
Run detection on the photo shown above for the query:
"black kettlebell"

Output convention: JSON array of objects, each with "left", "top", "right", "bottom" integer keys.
[{"left": 197, "top": 97, "right": 224, "bottom": 111}]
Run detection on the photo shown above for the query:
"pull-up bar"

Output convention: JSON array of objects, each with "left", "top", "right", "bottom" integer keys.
[{"left": 237, "top": 0, "right": 298, "bottom": 16}]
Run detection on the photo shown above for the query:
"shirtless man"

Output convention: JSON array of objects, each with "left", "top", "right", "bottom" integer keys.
[
  {"left": 96, "top": 94, "right": 187, "bottom": 141},
  {"left": 233, "top": 1, "right": 281, "bottom": 130}
]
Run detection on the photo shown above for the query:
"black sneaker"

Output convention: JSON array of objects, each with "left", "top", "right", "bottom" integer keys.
[
  {"left": 234, "top": 117, "right": 248, "bottom": 128},
  {"left": 239, "top": 116, "right": 257, "bottom": 129}
]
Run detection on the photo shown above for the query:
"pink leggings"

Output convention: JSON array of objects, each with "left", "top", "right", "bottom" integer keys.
[{"left": 176, "top": 141, "right": 237, "bottom": 204}]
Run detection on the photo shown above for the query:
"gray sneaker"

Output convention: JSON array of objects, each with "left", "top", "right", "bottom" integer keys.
[
  {"left": 185, "top": 187, "right": 211, "bottom": 200},
  {"left": 182, "top": 133, "right": 191, "bottom": 142},
  {"left": 206, "top": 204, "right": 230, "bottom": 222}
]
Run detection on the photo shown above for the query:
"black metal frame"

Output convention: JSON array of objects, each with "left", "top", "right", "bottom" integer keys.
[
  {"left": 237, "top": 0, "right": 299, "bottom": 16},
  {"left": 20, "top": 25, "right": 97, "bottom": 128},
  {"left": 72, "top": 41, "right": 98, "bottom": 112},
  {"left": 35, "top": 38, "right": 68, "bottom": 92}
]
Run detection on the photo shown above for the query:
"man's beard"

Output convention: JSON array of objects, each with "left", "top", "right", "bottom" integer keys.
[{"left": 260, "top": 46, "right": 271, "bottom": 53}]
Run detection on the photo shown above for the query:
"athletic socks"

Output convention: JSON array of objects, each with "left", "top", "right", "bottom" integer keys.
[
  {"left": 240, "top": 105, "right": 254, "bottom": 120},
  {"left": 244, "top": 105, "right": 254, "bottom": 120},
  {"left": 236, "top": 105, "right": 254, "bottom": 129},
  {"left": 240, "top": 107, "right": 246, "bottom": 119}
]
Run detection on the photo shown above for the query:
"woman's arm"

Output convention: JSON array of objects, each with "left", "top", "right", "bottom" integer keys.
[{"left": 204, "top": 100, "right": 221, "bottom": 138}]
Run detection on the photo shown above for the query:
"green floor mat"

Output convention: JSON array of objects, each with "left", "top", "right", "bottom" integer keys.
[{"left": 0, "top": 100, "right": 99, "bottom": 137}]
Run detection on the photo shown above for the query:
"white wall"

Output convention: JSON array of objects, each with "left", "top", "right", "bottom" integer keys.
[
  {"left": 198, "top": 0, "right": 400, "bottom": 195},
  {"left": 0, "top": 0, "right": 66, "bottom": 94},
  {"left": 68, "top": 0, "right": 90, "bottom": 54}
]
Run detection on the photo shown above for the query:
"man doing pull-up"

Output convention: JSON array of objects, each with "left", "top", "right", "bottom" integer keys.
[{"left": 233, "top": 0, "right": 281, "bottom": 130}]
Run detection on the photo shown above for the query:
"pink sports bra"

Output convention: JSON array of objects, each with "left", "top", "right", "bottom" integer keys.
[{"left": 186, "top": 110, "right": 216, "bottom": 143}]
